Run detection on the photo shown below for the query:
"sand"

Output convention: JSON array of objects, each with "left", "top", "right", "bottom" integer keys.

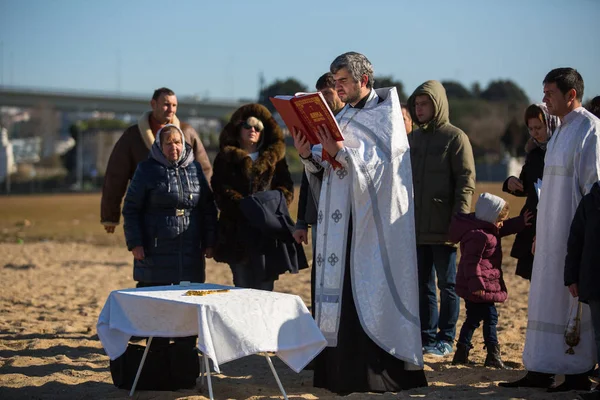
[{"left": 0, "top": 241, "right": 592, "bottom": 400}]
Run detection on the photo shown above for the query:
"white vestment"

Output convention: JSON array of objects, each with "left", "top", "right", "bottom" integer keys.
[
  {"left": 302, "top": 88, "right": 423, "bottom": 368},
  {"left": 523, "top": 107, "right": 600, "bottom": 374}
]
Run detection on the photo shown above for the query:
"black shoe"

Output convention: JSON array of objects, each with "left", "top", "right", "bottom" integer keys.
[
  {"left": 452, "top": 342, "right": 472, "bottom": 365},
  {"left": 499, "top": 371, "right": 554, "bottom": 388},
  {"left": 484, "top": 343, "right": 509, "bottom": 369},
  {"left": 547, "top": 373, "right": 593, "bottom": 393}
]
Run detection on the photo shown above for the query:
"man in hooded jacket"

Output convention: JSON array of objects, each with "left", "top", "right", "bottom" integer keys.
[{"left": 408, "top": 80, "right": 476, "bottom": 356}]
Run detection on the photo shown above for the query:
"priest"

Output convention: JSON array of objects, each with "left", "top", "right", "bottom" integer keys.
[{"left": 292, "top": 51, "right": 427, "bottom": 394}]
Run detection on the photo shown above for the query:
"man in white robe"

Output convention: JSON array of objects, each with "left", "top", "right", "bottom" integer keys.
[
  {"left": 501, "top": 68, "right": 599, "bottom": 392},
  {"left": 292, "top": 52, "right": 426, "bottom": 394}
]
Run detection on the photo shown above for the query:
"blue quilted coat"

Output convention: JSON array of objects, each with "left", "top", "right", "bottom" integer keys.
[{"left": 122, "top": 131, "right": 217, "bottom": 284}]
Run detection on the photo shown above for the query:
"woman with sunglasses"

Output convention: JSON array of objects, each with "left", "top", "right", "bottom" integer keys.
[{"left": 211, "top": 103, "right": 294, "bottom": 290}]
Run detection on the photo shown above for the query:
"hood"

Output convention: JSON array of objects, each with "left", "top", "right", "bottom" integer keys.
[
  {"left": 407, "top": 80, "right": 449, "bottom": 130},
  {"left": 475, "top": 192, "right": 506, "bottom": 224},
  {"left": 218, "top": 103, "right": 285, "bottom": 160},
  {"left": 449, "top": 213, "right": 498, "bottom": 243},
  {"left": 150, "top": 124, "right": 194, "bottom": 168}
]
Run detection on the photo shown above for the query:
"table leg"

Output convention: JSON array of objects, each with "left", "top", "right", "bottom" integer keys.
[
  {"left": 203, "top": 352, "right": 214, "bottom": 400},
  {"left": 265, "top": 354, "right": 288, "bottom": 400},
  {"left": 129, "top": 336, "right": 152, "bottom": 397},
  {"left": 200, "top": 352, "right": 205, "bottom": 387}
]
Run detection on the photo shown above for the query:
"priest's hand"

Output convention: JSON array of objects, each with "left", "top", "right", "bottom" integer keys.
[
  {"left": 292, "top": 128, "right": 311, "bottom": 159},
  {"left": 316, "top": 125, "right": 343, "bottom": 158},
  {"left": 568, "top": 283, "right": 578, "bottom": 298},
  {"left": 132, "top": 246, "right": 145, "bottom": 260},
  {"left": 293, "top": 228, "right": 308, "bottom": 245},
  {"left": 472, "top": 290, "right": 485, "bottom": 297}
]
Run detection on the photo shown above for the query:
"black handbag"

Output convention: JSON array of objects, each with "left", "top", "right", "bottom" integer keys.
[{"left": 110, "top": 340, "right": 200, "bottom": 391}]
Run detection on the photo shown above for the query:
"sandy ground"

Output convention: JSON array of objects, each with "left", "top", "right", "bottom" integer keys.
[{"left": 0, "top": 241, "right": 593, "bottom": 400}]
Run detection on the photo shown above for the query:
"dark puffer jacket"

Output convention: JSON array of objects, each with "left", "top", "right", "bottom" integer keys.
[
  {"left": 564, "top": 182, "right": 600, "bottom": 303},
  {"left": 122, "top": 129, "right": 217, "bottom": 284},
  {"left": 211, "top": 103, "right": 294, "bottom": 264},
  {"left": 449, "top": 213, "right": 526, "bottom": 303}
]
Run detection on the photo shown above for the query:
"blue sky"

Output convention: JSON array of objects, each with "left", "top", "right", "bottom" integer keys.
[{"left": 1, "top": 0, "right": 599, "bottom": 103}]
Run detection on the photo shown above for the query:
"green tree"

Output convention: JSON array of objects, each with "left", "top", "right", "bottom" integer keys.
[
  {"left": 480, "top": 80, "right": 529, "bottom": 104},
  {"left": 442, "top": 81, "right": 472, "bottom": 99},
  {"left": 374, "top": 76, "right": 407, "bottom": 102},
  {"left": 258, "top": 78, "right": 308, "bottom": 112},
  {"left": 471, "top": 82, "right": 482, "bottom": 97}
]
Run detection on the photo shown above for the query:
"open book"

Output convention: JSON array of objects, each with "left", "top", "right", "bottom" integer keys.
[{"left": 270, "top": 92, "right": 344, "bottom": 168}]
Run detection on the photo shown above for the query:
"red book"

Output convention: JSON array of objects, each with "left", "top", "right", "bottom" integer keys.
[{"left": 270, "top": 92, "right": 344, "bottom": 168}]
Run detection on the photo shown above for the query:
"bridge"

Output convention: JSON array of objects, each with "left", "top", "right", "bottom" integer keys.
[{"left": 0, "top": 86, "right": 245, "bottom": 119}]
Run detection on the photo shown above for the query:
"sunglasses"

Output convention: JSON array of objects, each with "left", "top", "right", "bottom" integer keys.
[{"left": 241, "top": 121, "right": 262, "bottom": 131}]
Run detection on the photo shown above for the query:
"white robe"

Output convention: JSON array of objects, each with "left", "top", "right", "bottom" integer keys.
[
  {"left": 302, "top": 88, "right": 423, "bottom": 368},
  {"left": 523, "top": 107, "right": 600, "bottom": 374}
]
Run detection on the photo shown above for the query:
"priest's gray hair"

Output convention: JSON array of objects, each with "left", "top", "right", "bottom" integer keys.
[{"left": 330, "top": 52, "right": 374, "bottom": 89}]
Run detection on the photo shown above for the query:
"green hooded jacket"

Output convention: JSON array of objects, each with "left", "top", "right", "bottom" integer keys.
[{"left": 408, "top": 80, "right": 476, "bottom": 245}]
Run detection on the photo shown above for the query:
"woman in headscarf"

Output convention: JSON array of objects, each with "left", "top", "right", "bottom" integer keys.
[
  {"left": 211, "top": 103, "right": 294, "bottom": 291},
  {"left": 502, "top": 104, "right": 559, "bottom": 280},
  {"left": 122, "top": 124, "right": 217, "bottom": 287}
]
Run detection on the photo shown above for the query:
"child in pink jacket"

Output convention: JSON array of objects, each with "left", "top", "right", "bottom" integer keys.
[{"left": 449, "top": 193, "right": 532, "bottom": 368}]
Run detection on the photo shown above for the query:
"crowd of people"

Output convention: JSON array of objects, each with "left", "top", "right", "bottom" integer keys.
[{"left": 100, "top": 51, "right": 600, "bottom": 398}]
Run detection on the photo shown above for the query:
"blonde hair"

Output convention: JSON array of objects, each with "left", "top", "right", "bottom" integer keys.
[
  {"left": 496, "top": 202, "right": 510, "bottom": 222},
  {"left": 245, "top": 116, "right": 264, "bottom": 132}
]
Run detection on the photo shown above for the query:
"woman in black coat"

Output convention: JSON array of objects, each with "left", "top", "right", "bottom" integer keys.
[
  {"left": 211, "top": 103, "right": 294, "bottom": 291},
  {"left": 502, "top": 104, "right": 559, "bottom": 280},
  {"left": 122, "top": 124, "right": 217, "bottom": 286}
]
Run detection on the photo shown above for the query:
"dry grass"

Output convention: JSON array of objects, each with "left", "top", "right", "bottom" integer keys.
[{"left": 0, "top": 183, "right": 522, "bottom": 246}]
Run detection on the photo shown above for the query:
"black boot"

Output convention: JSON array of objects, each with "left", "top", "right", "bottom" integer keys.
[
  {"left": 484, "top": 343, "right": 508, "bottom": 369},
  {"left": 547, "top": 372, "right": 593, "bottom": 393},
  {"left": 452, "top": 342, "right": 472, "bottom": 365},
  {"left": 498, "top": 371, "right": 554, "bottom": 388}
]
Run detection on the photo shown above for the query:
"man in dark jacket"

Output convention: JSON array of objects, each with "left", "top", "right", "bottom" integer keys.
[
  {"left": 564, "top": 181, "right": 600, "bottom": 399},
  {"left": 408, "top": 80, "right": 476, "bottom": 356},
  {"left": 101, "top": 87, "right": 212, "bottom": 233}
]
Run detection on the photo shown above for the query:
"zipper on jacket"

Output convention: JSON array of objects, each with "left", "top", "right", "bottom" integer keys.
[
  {"left": 175, "top": 168, "right": 184, "bottom": 281},
  {"left": 154, "top": 237, "right": 157, "bottom": 247}
]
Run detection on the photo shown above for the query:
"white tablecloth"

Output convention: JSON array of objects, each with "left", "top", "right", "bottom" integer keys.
[{"left": 96, "top": 283, "right": 326, "bottom": 373}]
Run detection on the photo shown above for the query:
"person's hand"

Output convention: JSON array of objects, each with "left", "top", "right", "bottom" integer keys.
[
  {"left": 293, "top": 229, "right": 308, "bottom": 245},
  {"left": 104, "top": 225, "right": 116, "bottom": 234},
  {"left": 292, "top": 128, "right": 311, "bottom": 159},
  {"left": 531, "top": 236, "right": 536, "bottom": 255},
  {"left": 204, "top": 247, "right": 214, "bottom": 259},
  {"left": 315, "top": 125, "right": 343, "bottom": 158},
  {"left": 132, "top": 246, "right": 145, "bottom": 260},
  {"left": 568, "top": 283, "right": 578, "bottom": 298},
  {"left": 472, "top": 290, "right": 485, "bottom": 297},
  {"left": 507, "top": 177, "right": 524, "bottom": 192},
  {"left": 523, "top": 210, "right": 534, "bottom": 226}
]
